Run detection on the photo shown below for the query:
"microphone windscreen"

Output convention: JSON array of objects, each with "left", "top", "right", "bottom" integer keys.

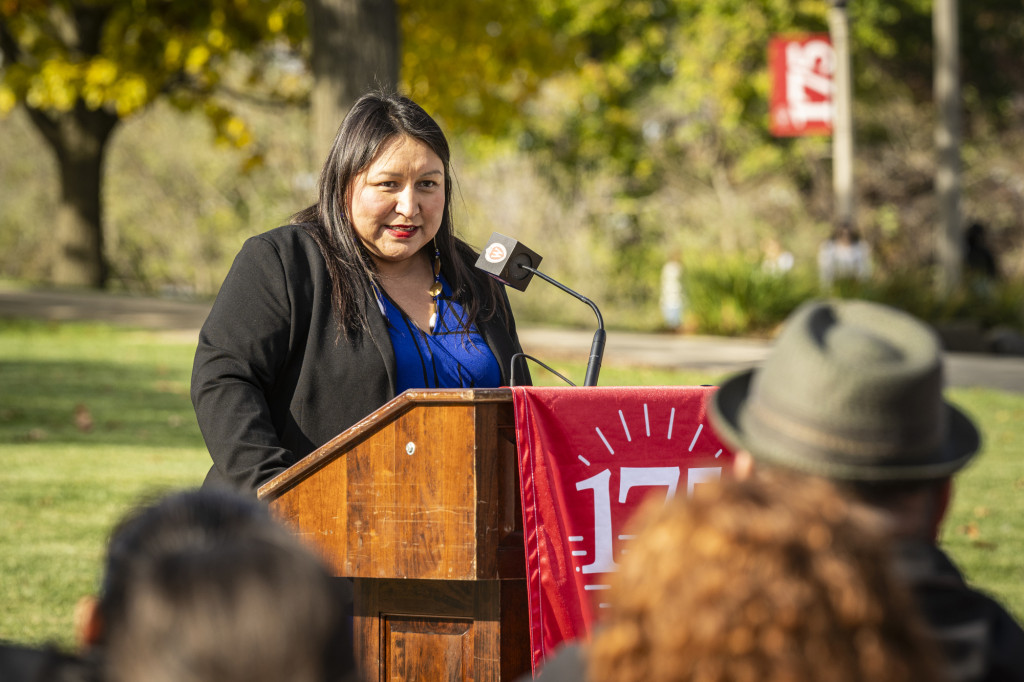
[{"left": 475, "top": 233, "right": 543, "bottom": 291}]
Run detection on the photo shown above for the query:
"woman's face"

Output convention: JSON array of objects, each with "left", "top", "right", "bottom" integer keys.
[{"left": 348, "top": 135, "right": 446, "bottom": 267}]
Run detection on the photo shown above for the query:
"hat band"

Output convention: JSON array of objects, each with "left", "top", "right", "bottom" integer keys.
[{"left": 745, "top": 398, "right": 944, "bottom": 461}]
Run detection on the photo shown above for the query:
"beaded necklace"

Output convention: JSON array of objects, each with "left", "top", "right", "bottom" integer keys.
[{"left": 427, "top": 241, "right": 442, "bottom": 333}]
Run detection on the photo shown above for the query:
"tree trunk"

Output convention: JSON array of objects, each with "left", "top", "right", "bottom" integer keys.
[
  {"left": 711, "top": 164, "right": 739, "bottom": 252},
  {"left": 306, "top": 0, "right": 400, "bottom": 158},
  {"left": 27, "top": 103, "right": 118, "bottom": 289}
]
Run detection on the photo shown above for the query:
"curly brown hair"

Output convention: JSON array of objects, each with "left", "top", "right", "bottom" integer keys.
[{"left": 588, "top": 474, "right": 946, "bottom": 682}]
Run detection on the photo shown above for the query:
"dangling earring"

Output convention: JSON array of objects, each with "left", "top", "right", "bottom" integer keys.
[{"left": 428, "top": 240, "right": 442, "bottom": 333}]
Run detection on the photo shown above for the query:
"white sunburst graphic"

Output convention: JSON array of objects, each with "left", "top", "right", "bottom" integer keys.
[{"left": 570, "top": 402, "right": 724, "bottom": 608}]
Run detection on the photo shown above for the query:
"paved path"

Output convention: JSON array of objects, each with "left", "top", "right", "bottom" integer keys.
[
  {"left": 0, "top": 287, "right": 211, "bottom": 332},
  {"left": 517, "top": 326, "right": 1024, "bottom": 394},
  {"left": 2, "top": 286, "right": 1022, "bottom": 393}
]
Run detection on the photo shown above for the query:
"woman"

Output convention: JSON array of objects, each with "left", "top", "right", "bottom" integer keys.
[{"left": 191, "top": 92, "right": 527, "bottom": 494}]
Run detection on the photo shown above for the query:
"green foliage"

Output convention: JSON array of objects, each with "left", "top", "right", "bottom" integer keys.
[
  {"left": 848, "top": 0, "right": 1024, "bottom": 127},
  {"left": 682, "top": 254, "right": 818, "bottom": 336},
  {"left": 523, "top": 0, "right": 680, "bottom": 185},
  {"left": 0, "top": 100, "right": 311, "bottom": 292},
  {"left": 397, "top": 0, "right": 680, "bottom": 189},
  {"left": 397, "top": 0, "right": 572, "bottom": 138},
  {"left": 827, "top": 271, "right": 1024, "bottom": 332},
  {"left": 0, "top": 0, "right": 311, "bottom": 288},
  {"left": 2, "top": 0, "right": 1024, "bottom": 325},
  {"left": 0, "top": 0, "right": 308, "bottom": 154},
  {"left": 664, "top": 1, "right": 826, "bottom": 164},
  {"left": 680, "top": 257, "right": 1024, "bottom": 338},
  {"left": 99, "top": 99, "right": 311, "bottom": 293},
  {"left": 449, "top": 0, "right": 1024, "bottom": 299}
]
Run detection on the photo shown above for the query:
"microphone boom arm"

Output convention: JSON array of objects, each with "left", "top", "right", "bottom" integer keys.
[{"left": 521, "top": 265, "right": 605, "bottom": 387}]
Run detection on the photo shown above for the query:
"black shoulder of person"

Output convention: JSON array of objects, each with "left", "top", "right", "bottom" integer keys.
[{"left": 0, "top": 642, "right": 99, "bottom": 682}]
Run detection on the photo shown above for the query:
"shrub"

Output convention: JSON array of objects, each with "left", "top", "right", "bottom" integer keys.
[
  {"left": 682, "top": 255, "right": 817, "bottom": 336},
  {"left": 683, "top": 257, "right": 1023, "bottom": 339}
]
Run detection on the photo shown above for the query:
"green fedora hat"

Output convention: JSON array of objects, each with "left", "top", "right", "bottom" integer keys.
[{"left": 710, "top": 299, "right": 980, "bottom": 481}]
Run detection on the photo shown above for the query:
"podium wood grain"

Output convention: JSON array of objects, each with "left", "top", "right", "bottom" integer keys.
[{"left": 258, "top": 389, "right": 529, "bottom": 682}]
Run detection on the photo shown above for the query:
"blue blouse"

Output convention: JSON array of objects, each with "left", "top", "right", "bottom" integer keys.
[{"left": 377, "top": 276, "right": 503, "bottom": 394}]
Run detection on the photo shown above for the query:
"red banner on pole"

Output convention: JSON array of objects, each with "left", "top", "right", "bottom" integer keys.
[
  {"left": 769, "top": 34, "right": 834, "bottom": 137},
  {"left": 512, "top": 386, "right": 733, "bottom": 673}
]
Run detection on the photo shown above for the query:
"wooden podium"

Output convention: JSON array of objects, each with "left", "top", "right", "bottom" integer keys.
[{"left": 257, "top": 388, "right": 530, "bottom": 682}]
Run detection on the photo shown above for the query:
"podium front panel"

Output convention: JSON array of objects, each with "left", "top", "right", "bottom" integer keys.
[
  {"left": 261, "top": 390, "right": 528, "bottom": 680},
  {"left": 265, "top": 392, "right": 520, "bottom": 581},
  {"left": 355, "top": 578, "right": 529, "bottom": 682}
]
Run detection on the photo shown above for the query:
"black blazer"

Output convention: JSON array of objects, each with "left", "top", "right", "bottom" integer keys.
[{"left": 191, "top": 224, "right": 527, "bottom": 494}]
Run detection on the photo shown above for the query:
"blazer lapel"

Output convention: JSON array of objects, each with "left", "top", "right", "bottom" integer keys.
[{"left": 361, "top": 288, "right": 397, "bottom": 398}]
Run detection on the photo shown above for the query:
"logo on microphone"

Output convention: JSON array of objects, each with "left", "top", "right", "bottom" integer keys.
[{"left": 485, "top": 243, "right": 507, "bottom": 263}]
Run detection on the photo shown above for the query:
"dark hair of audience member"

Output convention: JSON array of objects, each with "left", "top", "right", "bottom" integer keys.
[
  {"left": 94, "top": 489, "right": 353, "bottom": 682},
  {"left": 588, "top": 473, "right": 947, "bottom": 682}
]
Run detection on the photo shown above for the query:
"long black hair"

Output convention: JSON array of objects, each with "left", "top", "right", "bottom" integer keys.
[{"left": 292, "top": 91, "right": 505, "bottom": 338}]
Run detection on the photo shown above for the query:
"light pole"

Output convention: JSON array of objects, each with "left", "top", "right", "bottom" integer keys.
[
  {"left": 828, "top": 0, "right": 855, "bottom": 229},
  {"left": 934, "top": 0, "right": 962, "bottom": 294}
]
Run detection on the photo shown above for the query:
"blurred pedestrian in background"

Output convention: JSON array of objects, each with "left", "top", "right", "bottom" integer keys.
[
  {"left": 964, "top": 221, "right": 1000, "bottom": 298},
  {"left": 761, "top": 236, "right": 794, "bottom": 275},
  {"left": 818, "top": 220, "right": 871, "bottom": 287},
  {"left": 659, "top": 251, "right": 685, "bottom": 331},
  {"left": 964, "top": 221, "right": 999, "bottom": 281}
]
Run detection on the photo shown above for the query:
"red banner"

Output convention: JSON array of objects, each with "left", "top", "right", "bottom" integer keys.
[
  {"left": 769, "top": 34, "right": 834, "bottom": 137},
  {"left": 513, "top": 386, "right": 733, "bottom": 673}
]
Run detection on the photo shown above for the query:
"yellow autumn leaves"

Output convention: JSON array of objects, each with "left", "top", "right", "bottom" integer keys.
[
  {"left": 0, "top": 57, "right": 148, "bottom": 116},
  {"left": 0, "top": 0, "right": 303, "bottom": 122}
]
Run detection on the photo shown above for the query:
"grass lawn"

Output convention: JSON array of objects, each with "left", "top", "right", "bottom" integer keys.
[
  {"left": 0, "top": 320, "right": 210, "bottom": 646},
  {"left": 1, "top": 319, "right": 1021, "bottom": 648}
]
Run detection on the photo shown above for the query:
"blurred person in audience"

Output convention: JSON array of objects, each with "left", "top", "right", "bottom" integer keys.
[
  {"left": 589, "top": 474, "right": 947, "bottom": 682},
  {"left": 0, "top": 641, "right": 96, "bottom": 682},
  {"left": 75, "top": 488, "right": 354, "bottom": 682},
  {"left": 710, "top": 298, "right": 1024, "bottom": 682}
]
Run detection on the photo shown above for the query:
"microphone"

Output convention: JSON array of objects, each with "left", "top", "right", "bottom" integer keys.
[
  {"left": 475, "top": 233, "right": 543, "bottom": 291},
  {"left": 476, "top": 232, "right": 606, "bottom": 387}
]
